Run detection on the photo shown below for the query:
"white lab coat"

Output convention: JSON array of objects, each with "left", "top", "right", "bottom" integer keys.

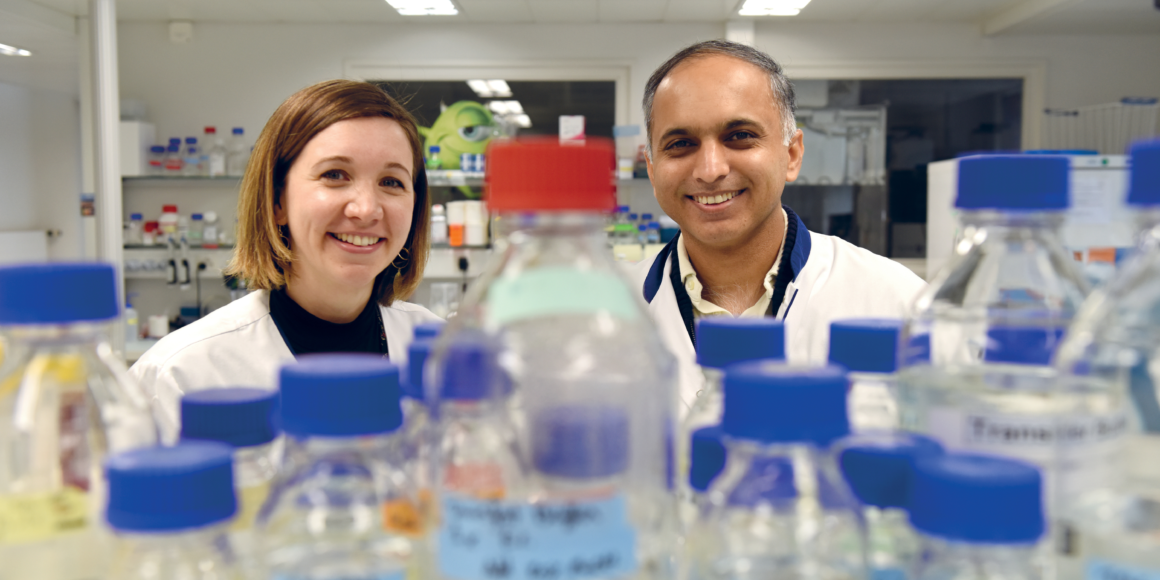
[
  {"left": 129, "top": 289, "right": 441, "bottom": 442},
  {"left": 628, "top": 209, "right": 926, "bottom": 414}
]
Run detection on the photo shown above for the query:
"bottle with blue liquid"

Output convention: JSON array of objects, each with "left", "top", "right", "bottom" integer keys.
[
  {"left": 1053, "top": 139, "right": 1160, "bottom": 580},
  {"left": 830, "top": 319, "right": 905, "bottom": 431},
  {"left": 688, "top": 361, "right": 867, "bottom": 580},
  {"left": 838, "top": 431, "right": 943, "bottom": 580},
  {"left": 428, "top": 138, "right": 676, "bottom": 580},
  {"left": 909, "top": 453, "right": 1046, "bottom": 580},
  {"left": 257, "top": 354, "right": 419, "bottom": 580},
  {"left": 104, "top": 441, "right": 241, "bottom": 580},
  {"left": 899, "top": 154, "right": 1119, "bottom": 513}
]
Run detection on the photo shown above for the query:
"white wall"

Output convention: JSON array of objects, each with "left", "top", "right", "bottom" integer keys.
[{"left": 0, "top": 80, "right": 84, "bottom": 260}]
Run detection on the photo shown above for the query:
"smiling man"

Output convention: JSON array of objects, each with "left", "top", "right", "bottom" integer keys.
[{"left": 631, "top": 40, "right": 925, "bottom": 409}]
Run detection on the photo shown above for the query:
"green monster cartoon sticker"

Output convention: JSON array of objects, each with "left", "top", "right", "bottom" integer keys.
[{"left": 418, "top": 100, "right": 495, "bottom": 170}]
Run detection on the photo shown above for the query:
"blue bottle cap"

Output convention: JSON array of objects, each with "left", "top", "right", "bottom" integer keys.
[
  {"left": 105, "top": 441, "right": 236, "bottom": 532},
  {"left": 722, "top": 362, "right": 849, "bottom": 445},
  {"left": 438, "top": 335, "right": 504, "bottom": 401},
  {"left": 0, "top": 263, "right": 119, "bottom": 324},
  {"left": 532, "top": 405, "right": 629, "bottom": 479},
  {"left": 278, "top": 354, "right": 402, "bottom": 437},
  {"left": 696, "top": 318, "right": 786, "bottom": 369},
  {"left": 638, "top": 224, "right": 647, "bottom": 231},
  {"left": 838, "top": 431, "right": 943, "bottom": 509},
  {"left": 956, "top": 155, "right": 1069, "bottom": 211},
  {"left": 1127, "top": 139, "right": 1160, "bottom": 206},
  {"left": 187, "top": 146, "right": 199, "bottom": 154},
  {"left": 984, "top": 326, "right": 1065, "bottom": 365},
  {"left": 169, "top": 137, "right": 181, "bottom": 144},
  {"left": 628, "top": 213, "right": 638, "bottom": 220},
  {"left": 413, "top": 321, "right": 445, "bottom": 339},
  {"left": 828, "top": 318, "right": 904, "bottom": 374},
  {"left": 185, "top": 137, "right": 197, "bottom": 144},
  {"left": 909, "top": 453, "right": 1044, "bottom": 544},
  {"left": 191, "top": 213, "right": 203, "bottom": 221},
  {"left": 149, "top": 145, "right": 165, "bottom": 153},
  {"left": 642, "top": 213, "right": 653, "bottom": 220},
  {"left": 903, "top": 332, "right": 931, "bottom": 365},
  {"left": 689, "top": 425, "right": 727, "bottom": 492},
  {"left": 168, "top": 143, "right": 181, "bottom": 152},
  {"left": 648, "top": 222, "right": 659, "bottom": 229},
  {"left": 180, "top": 387, "right": 280, "bottom": 448},
  {"left": 130, "top": 213, "right": 143, "bottom": 220},
  {"left": 404, "top": 338, "right": 434, "bottom": 400},
  {"left": 232, "top": 127, "right": 243, "bottom": 135},
  {"left": 430, "top": 145, "right": 441, "bottom": 152},
  {"left": 618, "top": 205, "right": 629, "bottom": 213}
]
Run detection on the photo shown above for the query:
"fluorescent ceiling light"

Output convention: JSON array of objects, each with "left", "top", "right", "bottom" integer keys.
[
  {"left": 386, "top": 0, "right": 457, "bottom": 16},
  {"left": 487, "top": 100, "right": 523, "bottom": 116},
  {"left": 738, "top": 0, "right": 810, "bottom": 16},
  {"left": 513, "top": 114, "right": 532, "bottom": 128},
  {"left": 486, "top": 80, "right": 512, "bottom": 98},
  {"left": 467, "top": 79, "right": 493, "bottom": 97},
  {"left": 0, "top": 43, "right": 32, "bottom": 57}
]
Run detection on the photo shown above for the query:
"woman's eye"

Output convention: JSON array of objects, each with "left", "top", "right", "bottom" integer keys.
[
  {"left": 381, "top": 177, "right": 405, "bottom": 188},
  {"left": 321, "top": 170, "right": 346, "bottom": 180}
]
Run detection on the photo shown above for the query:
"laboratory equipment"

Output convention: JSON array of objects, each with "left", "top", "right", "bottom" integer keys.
[
  {"left": 204, "top": 126, "right": 227, "bottom": 177},
  {"left": 830, "top": 318, "right": 905, "bottom": 431},
  {"left": 227, "top": 127, "right": 249, "bottom": 177}
]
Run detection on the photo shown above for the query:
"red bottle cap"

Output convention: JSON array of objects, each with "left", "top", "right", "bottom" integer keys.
[
  {"left": 162, "top": 205, "right": 178, "bottom": 213},
  {"left": 204, "top": 126, "right": 216, "bottom": 134},
  {"left": 484, "top": 137, "right": 616, "bottom": 212},
  {"left": 144, "top": 221, "right": 158, "bottom": 232}
]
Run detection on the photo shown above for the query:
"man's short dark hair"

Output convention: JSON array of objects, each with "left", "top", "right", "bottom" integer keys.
[{"left": 643, "top": 39, "right": 797, "bottom": 155}]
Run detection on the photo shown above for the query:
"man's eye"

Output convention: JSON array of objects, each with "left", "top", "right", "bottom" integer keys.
[
  {"left": 665, "top": 139, "right": 693, "bottom": 150},
  {"left": 728, "top": 131, "right": 756, "bottom": 141}
]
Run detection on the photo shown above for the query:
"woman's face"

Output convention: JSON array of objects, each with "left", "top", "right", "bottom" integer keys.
[{"left": 275, "top": 116, "right": 415, "bottom": 298}]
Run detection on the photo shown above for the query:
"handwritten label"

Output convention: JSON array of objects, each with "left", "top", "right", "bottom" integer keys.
[
  {"left": 438, "top": 494, "right": 637, "bottom": 580},
  {"left": 1088, "top": 559, "right": 1160, "bottom": 580}
]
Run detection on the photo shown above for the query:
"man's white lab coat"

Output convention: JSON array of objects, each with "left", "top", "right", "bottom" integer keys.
[
  {"left": 627, "top": 207, "right": 926, "bottom": 414},
  {"left": 129, "top": 289, "right": 441, "bottom": 441}
]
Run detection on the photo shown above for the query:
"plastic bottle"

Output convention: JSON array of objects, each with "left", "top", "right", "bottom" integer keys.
[
  {"left": 838, "top": 431, "right": 944, "bottom": 580},
  {"left": 428, "top": 138, "right": 676, "bottom": 580},
  {"left": 258, "top": 354, "right": 419, "bottom": 580},
  {"left": 1052, "top": 139, "right": 1160, "bottom": 580},
  {"left": 182, "top": 137, "right": 203, "bottom": 176},
  {"left": 164, "top": 140, "right": 183, "bottom": 174},
  {"left": 187, "top": 213, "right": 204, "bottom": 246},
  {"left": 104, "top": 441, "right": 241, "bottom": 580},
  {"left": 646, "top": 222, "right": 660, "bottom": 244},
  {"left": 124, "top": 297, "right": 139, "bottom": 342},
  {"left": 909, "top": 454, "right": 1045, "bottom": 580},
  {"left": 204, "top": 126, "right": 227, "bottom": 177},
  {"left": 899, "top": 154, "right": 1107, "bottom": 513},
  {"left": 401, "top": 338, "right": 435, "bottom": 516},
  {"left": 413, "top": 320, "right": 445, "bottom": 340},
  {"left": 427, "top": 145, "right": 443, "bottom": 170},
  {"left": 430, "top": 204, "right": 449, "bottom": 245},
  {"left": 180, "top": 387, "right": 280, "bottom": 575},
  {"left": 147, "top": 145, "right": 166, "bottom": 175},
  {"left": 125, "top": 213, "right": 144, "bottom": 245},
  {"left": 830, "top": 319, "right": 905, "bottom": 431},
  {"left": 202, "top": 211, "right": 220, "bottom": 249},
  {"left": 0, "top": 263, "right": 159, "bottom": 580},
  {"left": 226, "top": 128, "right": 248, "bottom": 177},
  {"left": 689, "top": 361, "right": 866, "bottom": 580},
  {"left": 158, "top": 205, "right": 179, "bottom": 238},
  {"left": 636, "top": 223, "right": 648, "bottom": 245}
]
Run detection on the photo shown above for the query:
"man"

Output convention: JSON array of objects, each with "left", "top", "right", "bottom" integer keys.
[{"left": 631, "top": 40, "right": 925, "bottom": 410}]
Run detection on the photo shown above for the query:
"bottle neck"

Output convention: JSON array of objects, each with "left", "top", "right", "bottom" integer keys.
[
  {"left": 957, "top": 209, "right": 1065, "bottom": 230},
  {"left": 1, "top": 321, "right": 112, "bottom": 346},
  {"left": 497, "top": 211, "right": 610, "bottom": 242}
]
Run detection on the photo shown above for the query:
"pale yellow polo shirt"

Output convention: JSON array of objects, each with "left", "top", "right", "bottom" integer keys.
[{"left": 676, "top": 208, "right": 789, "bottom": 318}]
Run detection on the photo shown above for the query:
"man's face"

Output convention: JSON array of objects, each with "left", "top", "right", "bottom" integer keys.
[{"left": 647, "top": 54, "right": 803, "bottom": 251}]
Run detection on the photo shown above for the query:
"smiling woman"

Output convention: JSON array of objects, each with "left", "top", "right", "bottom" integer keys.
[{"left": 129, "top": 80, "right": 442, "bottom": 441}]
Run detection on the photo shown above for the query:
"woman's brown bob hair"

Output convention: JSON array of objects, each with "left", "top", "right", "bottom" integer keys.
[{"left": 225, "top": 79, "right": 429, "bottom": 306}]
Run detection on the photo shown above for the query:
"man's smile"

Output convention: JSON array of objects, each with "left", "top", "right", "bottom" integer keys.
[{"left": 688, "top": 189, "right": 744, "bottom": 207}]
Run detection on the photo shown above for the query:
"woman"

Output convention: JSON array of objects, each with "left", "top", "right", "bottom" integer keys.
[{"left": 131, "top": 80, "right": 440, "bottom": 440}]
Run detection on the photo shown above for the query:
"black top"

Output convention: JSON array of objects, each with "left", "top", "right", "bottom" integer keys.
[{"left": 268, "top": 288, "right": 388, "bottom": 357}]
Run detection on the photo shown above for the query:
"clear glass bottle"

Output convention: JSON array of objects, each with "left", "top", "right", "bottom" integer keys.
[
  {"left": 646, "top": 222, "right": 661, "bottom": 244},
  {"left": 830, "top": 319, "right": 905, "bottom": 431},
  {"left": 400, "top": 336, "right": 435, "bottom": 532},
  {"left": 125, "top": 213, "right": 144, "bottom": 245},
  {"left": 226, "top": 127, "right": 249, "bottom": 177},
  {"left": 1053, "top": 139, "right": 1160, "bottom": 580},
  {"left": 837, "top": 431, "right": 944, "bottom": 580},
  {"left": 188, "top": 213, "right": 205, "bottom": 245},
  {"left": 909, "top": 453, "right": 1045, "bottom": 580},
  {"left": 427, "top": 145, "right": 443, "bottom": 170},
  {"left": 147, "top": 145, "right": 165, "bottom": 175},
  {"left": 430, "top": 204, "right": 450, "bottom": 245},
  {"left": 413, "top": 321, "right": 445, "bottom": 341},
  {"left": 104, "top": 441, "right": 242, "bottom": 580},
  {"left": 182, "top": 137, "right": 203, "bottom": 176},
  {"left": 898, "top": 155, "right": 1115, "bottom": 515},
  {"left": 163, "top": 140, "right": 183, "bottom": 174},
  {"left": 0, "top": 263, "right": 159, "bottom": 580},
  {"left": 204, "top": 126, "right": 227, "bottom": 177},
  {"left": 427, "top": 138, "right": 677, "bottom": 580},
  {"left": 258, "top": 354, "right": 419, "bottom": 580},
  {"left": 179, "top": 387, "right": 281, "bottom": 576},
  {"left": 689, "top": 362, "right": 866, "bottom": 580}
]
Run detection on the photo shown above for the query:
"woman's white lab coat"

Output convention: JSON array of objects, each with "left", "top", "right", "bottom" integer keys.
[
  {"left": 628, "top": 209, "right": 926, "bottom": 415},
  {"left": 129, "top": 289, "right": 441, "bottom": 441}
]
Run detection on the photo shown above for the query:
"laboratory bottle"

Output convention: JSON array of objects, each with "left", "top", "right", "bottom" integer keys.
[
  {"left": 683, "top": 425, "right": 727, "bottom": 531},
  {"left": 180, "top": 387, "right": 281, "bottom": 573},
  {"left": 0, "top": 263, "right": 159, "bottom": 580},
  {"left": 202, "top": 211, "right": 220, "bottom": 248},
  {"left": 646, "top": 222, "right": 661, "bottom": 244},
  {"left": 898, "top": 154, "right": 1109, "bottom": 514},
  {"left": 204, "top": 126, "right": 227, "bottom": 177},
  {"left": 688, "top": 361, "right": 866, "bottom": 580},
  {"left": 1051, "top": 139, "right": 1160, "bottom": 580},
  {"left": 680, "top": 317, "right": 785, "bottom": 499},
  {"left": 628, "top": 212, "right": 639, "bottom": 227},
  {"left": 830, "top": 318, "right": 906, "bottom": 431},
  {"left": 427, "top": 137, "right": 678, "bottom": 580},
  {"left": 124, "top": 297, "right": 139, "bottom": 342},
  {"left": 427, "top": 145, "right": 443, "bottom": 170},
  {"left": 400, "top": 337, "right": 435, "bottom": 512},
  {"left": 158, "top": 205, "right": 179, "bottom": 237},
  {"left": 104, "top": 441, "right": 242, "bottom": 580},
  {"left": 226, "top": 127, "right": 249, "bottom": 177},
  {"left": 164, "top": 141, "right": 183, "bottom": 173},
  {"left": 431, "top": 203, "right": 450, "bottom": 245},
  {"left": 837, "top": 431, "right": 943, "bottom": 580},
  {"left": 909, "top": 453, "right": 1045, "bottom": 580},
  {"left": 125, "top": 213, "right": 144, "bottom": 245},
  {"left": 413, "top": 320, "right": 445, "bottom": 340},
  {"left": 258, "top": 354, "right": 420, "bottom": 580},
  {"left": 182, "top": 137, "right": 203, "bottom": 176},
  {"left": 147, "top": 145, "right": 165, "bottom": 175},
  {"left": 188, "top": 213, "right": 205, "bottom": 245},
  {"left": 637, "top": 223, "right": 648, "bottom": 245}
]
